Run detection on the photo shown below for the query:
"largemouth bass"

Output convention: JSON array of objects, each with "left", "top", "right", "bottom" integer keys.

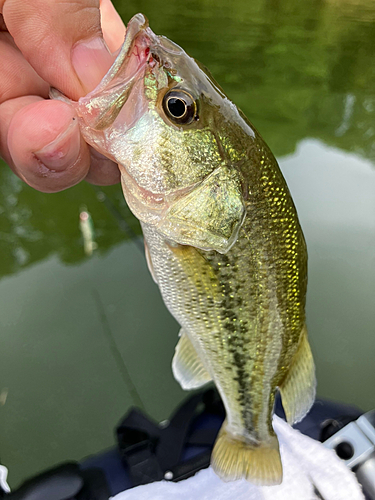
[{"left": 53, "top": 13, "right": 316, "bottom": 485}]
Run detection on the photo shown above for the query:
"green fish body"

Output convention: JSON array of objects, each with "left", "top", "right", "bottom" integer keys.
[{"left": 53, "top": 13, "right": 316, "bottom": 485}]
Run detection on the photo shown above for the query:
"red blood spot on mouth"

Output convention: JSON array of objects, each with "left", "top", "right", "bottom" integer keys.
[{"left": 131, "top": 34, "right": 152, "bottom": 66}]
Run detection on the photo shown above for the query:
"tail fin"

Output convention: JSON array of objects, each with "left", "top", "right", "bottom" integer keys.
[{"left": 211, "top": 423, "right": 283, "bottom": 486}]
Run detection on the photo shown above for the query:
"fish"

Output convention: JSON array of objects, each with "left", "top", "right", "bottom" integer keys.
[
  {"left": 52, "top": 13, "right": 316, "bottom": 485},
  {"left": 79, "top": 207, "right": 97, "bottom": 256}
]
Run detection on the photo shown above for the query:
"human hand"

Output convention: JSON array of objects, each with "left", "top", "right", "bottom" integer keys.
[{"left": 0, "top": 0, "right": 126, "bottom": 192}]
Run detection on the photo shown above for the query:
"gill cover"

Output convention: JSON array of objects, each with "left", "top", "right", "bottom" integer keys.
[{"left": 158, "top": 165, "right": 245, "bottom": 254}]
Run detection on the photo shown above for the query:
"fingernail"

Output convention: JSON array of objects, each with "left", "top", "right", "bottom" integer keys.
[
  {"left": 34, "top": 119, "right": 80, "bottom": 171},
  {"left": 72, "top": 36, "right": 114, "bottom": 93}
]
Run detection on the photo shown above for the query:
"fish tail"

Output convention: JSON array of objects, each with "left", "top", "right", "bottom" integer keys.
[{"left": 211, "top": 422, "right": 282, "bottom": 486}]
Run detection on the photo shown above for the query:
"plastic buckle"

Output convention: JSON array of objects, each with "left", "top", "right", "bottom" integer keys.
[
  {"left": 0, "top": 465, "right": 10, "bottom": 494},
  {"left": 323, "top": 410, "right": 375, "bottom": 499}
]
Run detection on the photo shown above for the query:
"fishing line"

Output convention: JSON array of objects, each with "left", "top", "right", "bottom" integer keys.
[{"left": 92, "top": 288, "right": 146, "bottom": 412}]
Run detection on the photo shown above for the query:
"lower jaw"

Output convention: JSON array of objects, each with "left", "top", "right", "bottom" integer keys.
[{"left": 119, "top": 169, "right": 166, "bottom": 226}]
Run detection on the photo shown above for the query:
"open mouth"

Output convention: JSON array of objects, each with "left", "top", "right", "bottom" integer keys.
[
  {"left": 118, "top": 16, "right": 153, "bottom": 85},
  {"left": 95, "top": 13, "right": 153, "bottom": 93},
  {"left": 75, "top": 12, "right": 186, "bottom": 134},
  {"left": 75, "top": 14, "right": 155, "bottom": 132}
]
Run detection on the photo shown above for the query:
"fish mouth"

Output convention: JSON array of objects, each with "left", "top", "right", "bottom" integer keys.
[
  {"left": 76, "top": 14, "right": 184, "bottom": 132},
  {"left": 106, "top": 14, "right": 153, "bottom": 93},
  {"left": 75, "top": 14, "right": 153, "bottom": 131}
]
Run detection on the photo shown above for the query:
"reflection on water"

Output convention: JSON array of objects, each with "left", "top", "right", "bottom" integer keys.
[
  {"left": 1, "top": 0, "right": 375, "bottom": 279},
  {"left": 0, "top": 0, "right": 374, "bottom": 487},
  {"left": 1, "top": 0, "right": 374, "bottom": 279},
  {"left": 0, "top": 171, "right": 141, "bottom": 278}
]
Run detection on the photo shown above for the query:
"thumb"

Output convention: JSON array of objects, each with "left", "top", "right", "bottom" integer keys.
[{"left": 1, "top": 0, "right": 116, "bottom": 99}]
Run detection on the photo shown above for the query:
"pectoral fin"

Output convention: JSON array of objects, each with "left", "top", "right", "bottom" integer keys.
[
  {"left": 279, "top": 325, "right": 316, "bottom": 424},
  {"left": 144, "top": 240, "right": 157, "bottom": 283},
  {"left": 158, "top": 166, "right": 245, "bottom": 254},
  {"left": 172, "top": 329, "right": 212, "bottom": 390}
]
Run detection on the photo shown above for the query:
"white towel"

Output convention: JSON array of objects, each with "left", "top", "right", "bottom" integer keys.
[{"left": 112, "top": 416, "right": 365, "bottom": 500}]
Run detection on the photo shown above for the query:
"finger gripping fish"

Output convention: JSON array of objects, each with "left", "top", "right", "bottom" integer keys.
[{"left": 52, "top": 13, "right": 316, "bottom": 485}]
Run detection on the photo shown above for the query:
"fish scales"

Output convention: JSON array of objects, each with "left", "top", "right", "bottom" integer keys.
[
  {"left": 54, "top": 13, "right": 316, "bottom": 485},
  {"left": 142, "top": 154, "right": 305, "bottom": 444}
]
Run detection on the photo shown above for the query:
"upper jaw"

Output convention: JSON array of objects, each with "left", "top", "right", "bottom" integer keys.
[{"left": 95, "top": 14, "right": 154, "bottom": 93}]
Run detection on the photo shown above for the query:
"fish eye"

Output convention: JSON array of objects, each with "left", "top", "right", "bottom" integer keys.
[{"left": 163, "top": 90, "right": 197, "bottom": 125}]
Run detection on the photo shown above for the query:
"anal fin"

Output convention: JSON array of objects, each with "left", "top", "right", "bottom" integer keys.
[
  {"left": 172, "top": 329, "right": 212, "bottom": 390},
  {"left": 279, "top": 324, "right": 316, "bottom": 424}
]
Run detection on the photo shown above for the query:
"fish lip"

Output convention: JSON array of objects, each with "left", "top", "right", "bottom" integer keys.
[
  {"left": 74, "top": 14, "right": 154, "bottom": 133},
  {"left": 99, "top": 13, "right": 153, "bottom": 90},
  {"left": 101, "top": 13, "right": 182, "bottom": 88},
  {"left": 124, "top": 13, "right": 185, "bottom": 55}
]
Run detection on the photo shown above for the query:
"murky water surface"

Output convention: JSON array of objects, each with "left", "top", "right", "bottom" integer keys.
[{"left": 0, "top": 0, "right": 374, "bottom": 486}]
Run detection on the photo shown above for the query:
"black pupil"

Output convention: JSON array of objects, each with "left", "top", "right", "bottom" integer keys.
[{"left": 167, "top": 98, "right": 186, "bottom": 118}]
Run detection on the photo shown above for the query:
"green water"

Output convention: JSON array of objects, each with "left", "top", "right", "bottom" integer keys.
[{"left": 0, "top": 0, "right": 374, "bottom": 487}]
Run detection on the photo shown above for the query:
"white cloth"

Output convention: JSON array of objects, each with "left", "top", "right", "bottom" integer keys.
[{"left": 112, "top": 416, "right": 365, "bottom": 500}]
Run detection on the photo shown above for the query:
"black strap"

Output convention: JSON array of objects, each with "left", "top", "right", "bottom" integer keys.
[
  {"left": 116, "top": 388, "right": 225, "bottom": 487},
  {"left": 117, "top": 408, "right": 164, "bottom": 485},
  {"left": 156, "top": 392, "right": 209, "bottom": 471}
]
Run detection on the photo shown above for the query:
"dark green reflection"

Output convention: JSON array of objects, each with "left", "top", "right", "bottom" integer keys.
[
  {"left": 1, "top": 0, "right": 374, "bottom": 279},
  {"left": 116, "top": 0, "right": 375, "bottom": 159},
  {"left": 0, "top": 163, "right": 141, "bottom": 278}
]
